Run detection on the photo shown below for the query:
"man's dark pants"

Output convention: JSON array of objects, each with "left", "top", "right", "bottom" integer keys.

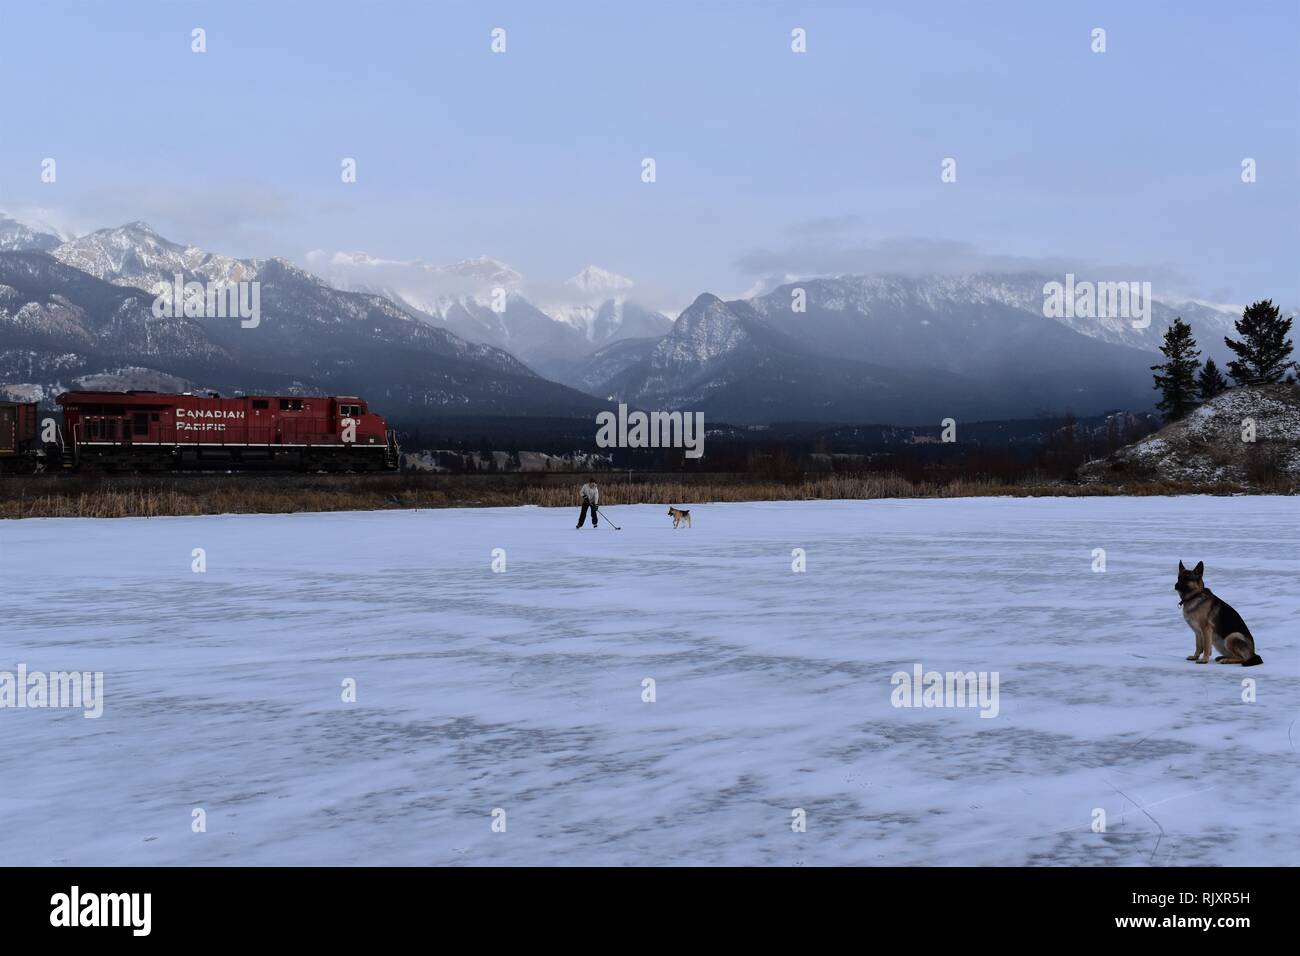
[{"left": 578, "top": 500, "right": 598, "bottom": 527}]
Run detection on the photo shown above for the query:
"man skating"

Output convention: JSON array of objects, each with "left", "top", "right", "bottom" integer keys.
[{"left": 577, "top": 477, "right": 599, "bottom": 528}]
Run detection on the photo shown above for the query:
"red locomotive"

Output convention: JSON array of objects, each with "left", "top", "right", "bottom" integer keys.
[{"left": 54, "top": 391, "right": 399, "bottom": 471}]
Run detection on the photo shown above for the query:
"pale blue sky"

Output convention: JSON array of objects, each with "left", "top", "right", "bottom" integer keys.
[{"left": 2, "top": 0, "right": 1296, "bottom": 309}]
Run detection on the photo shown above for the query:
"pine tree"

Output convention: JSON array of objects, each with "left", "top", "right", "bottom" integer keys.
[
  {"left": 1224, "top": 299, "right": 1296, "bottom": 384},
  {"left": 1151, "top": 317, "right": 1201, "bottom": 421},
  {"left": 1197, "top": 358, "right": 1228, "bottom": 400}
]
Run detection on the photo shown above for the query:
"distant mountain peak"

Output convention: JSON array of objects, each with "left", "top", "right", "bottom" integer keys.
[
  {"left": 51, "top": 221, "right": 260, "bottom": 289},
  {"left": 0, "top": 212, "right": 65, "bottom": 253},
  {"left": 686, "top": 291, "right": 727, "bottom": 312},
  {"left": 333, "top": 250, "right": 386, "bottom": 266},
  {"left": 440, "top": 256, "right": 522, "bottom": 285},
  {"left": 566, "top": 265, "right": 633, "bottom": 295},
  {"left": 120, "top": 221, "right": 160, "bottom": 236}
]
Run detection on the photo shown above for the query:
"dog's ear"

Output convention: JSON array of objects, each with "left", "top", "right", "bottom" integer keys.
[
  {"left": 1193, "top": 560, "right": 1204, "bottom": 577},
  {"left": 1179, "top": 560, "right": 1186, "bottom": 572}
]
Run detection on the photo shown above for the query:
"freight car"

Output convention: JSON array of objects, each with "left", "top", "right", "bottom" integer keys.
[
  {"left": 55, "top": 391, "right": 400, "bottom": 471},
  {"left": 0, "top": 400, "right": 43, "bottom": 473}
]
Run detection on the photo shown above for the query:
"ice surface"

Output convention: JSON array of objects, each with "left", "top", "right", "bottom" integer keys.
[{"left": 0, "top": 496, "right": 1296, "bottom": 866}]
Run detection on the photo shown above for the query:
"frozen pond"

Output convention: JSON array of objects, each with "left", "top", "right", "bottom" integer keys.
[{"left": 1, "top": 496, "right": 1296, "bottom": 865}]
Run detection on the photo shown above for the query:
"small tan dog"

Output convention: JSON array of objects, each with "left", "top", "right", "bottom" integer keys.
[{"left": 667, "top": 506, "right": 692, "bottom": 528}]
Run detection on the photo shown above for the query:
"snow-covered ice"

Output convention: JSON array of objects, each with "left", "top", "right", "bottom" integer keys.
[{"left": 1, "top": 496, "right": 1296, "bottom": 866}]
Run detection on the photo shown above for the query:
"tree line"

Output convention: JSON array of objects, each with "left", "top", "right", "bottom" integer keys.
[{"left": 1151, "top": 299, "right": 1296, "bottom": 421}]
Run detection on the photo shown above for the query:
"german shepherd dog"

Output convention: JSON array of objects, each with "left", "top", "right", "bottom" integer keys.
[
  {"left": 667, "top": 506, "right": 692, "bottom": 528},
  {"left": 1175, "top": 561, "right": 1263, "bottom": 666}
]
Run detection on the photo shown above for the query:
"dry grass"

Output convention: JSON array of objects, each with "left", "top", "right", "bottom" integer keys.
[{"left": 0, "top": 470, "right": 1273, "bottom": 520}]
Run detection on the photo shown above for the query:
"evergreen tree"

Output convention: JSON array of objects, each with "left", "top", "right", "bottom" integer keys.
[
  {"left": 1197, "top": 358, "right": 1228, "bottom": 400},
  {"left": 1224, "top": 299, "right": 1296, "bottom": 384},
  {"left": 1151, "top": 317, "right": 1201, "bottom": 421}
]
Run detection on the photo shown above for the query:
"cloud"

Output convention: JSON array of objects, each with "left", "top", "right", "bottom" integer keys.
[
  {"left": 299, "top": 251, "right": 686, "bottom": 318},
  {"left": 299, "top": 252, "right": 511, "bottom": 311},
  {"left": 733, "top": 224, "right": 1194, "bottom": 296},
  {"left": 2, "top": 204, "right": 85, "bottom": 241},
  {"left": 31, "top": 182, "right": 303, "bottom": 257},
  {"left": 735, "top": 233, "right": 1080, "bottom": 278}
]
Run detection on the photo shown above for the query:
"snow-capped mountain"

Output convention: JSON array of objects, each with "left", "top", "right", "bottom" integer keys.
[
  {"left": 0, "top": 213, "right": 63, "bottom": 253},
  {"left": 588, "top": 286, "right": 1167, "bottom": 424},
  {"left": 327, "top": 252, "right": 524, "bottom": 289},
  {"left": 541, "top": 265, "right": 670, "bottom": 351},
  {"left": 565, "top": 265, "right": 634, "bottom": 296},
  {"left": 639, "top": 294, "right": 756, "bottom": 395},
  {"left": 404, "top": 291, "right": 594, "bottom": 381},
  {"left": 305, "top": 251, "right": 673, "bottom": 381},
  {"left": 544, "top": 297, "right": 673, "bottom": 348},
  {"left": 436, "top": 255, "right": 524, "bottom": 286},
  {"left": 52, "top": 221, "right": 260, "bottom": 290},
  {"left": 745, "top": 273, "right": 1245, "bottom": 366}
]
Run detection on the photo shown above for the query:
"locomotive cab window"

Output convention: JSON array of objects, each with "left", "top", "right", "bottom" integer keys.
[
  {"left": 252, "top": 400, "right": 269, "bottom": 410},
  {"left": 339, "top": 404, "right": 362, "bottom": 417},
  {"left": 279, "top": 399, "right": 304, "bottom": 411}
]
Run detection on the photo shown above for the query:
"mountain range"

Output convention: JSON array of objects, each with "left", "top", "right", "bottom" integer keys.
[
  {"left": 0, "top": 211, "right": 1261, "bottom": 426},
  {"left": 569, "top": 277, "right": 1247, "bottom": 424},
  {"left": 0, "top": 220, "right": 606, "bottom": 416},
  {"left": 305, "top": 250, "right": 673, "bottom": 381}
]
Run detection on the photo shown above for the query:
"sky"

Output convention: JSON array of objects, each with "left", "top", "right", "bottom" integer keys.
[{"left": 1, "top": 0, "right": 1297, "bottom": 312}]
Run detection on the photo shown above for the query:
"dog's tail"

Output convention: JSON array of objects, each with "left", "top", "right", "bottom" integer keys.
[{"left": 1242, "top": 654, "right": 1264, "bottom": 667}]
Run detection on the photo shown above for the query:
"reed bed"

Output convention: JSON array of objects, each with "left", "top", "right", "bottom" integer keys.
[{"left": 0, "top": 471, "right": 1262, "bottom": 519}]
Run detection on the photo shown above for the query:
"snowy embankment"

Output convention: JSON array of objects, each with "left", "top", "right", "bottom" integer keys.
[
  {"left": 0, "top": 497, "right": 1296, "bottom": 866},
  {"left": 1079, "top": 383, "right": 1300, "bottom": 486}
]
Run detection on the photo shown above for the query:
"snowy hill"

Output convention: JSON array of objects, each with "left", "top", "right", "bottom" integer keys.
[{"left": 1078, "top": 383, "right": 1300, "bottom": 488}]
